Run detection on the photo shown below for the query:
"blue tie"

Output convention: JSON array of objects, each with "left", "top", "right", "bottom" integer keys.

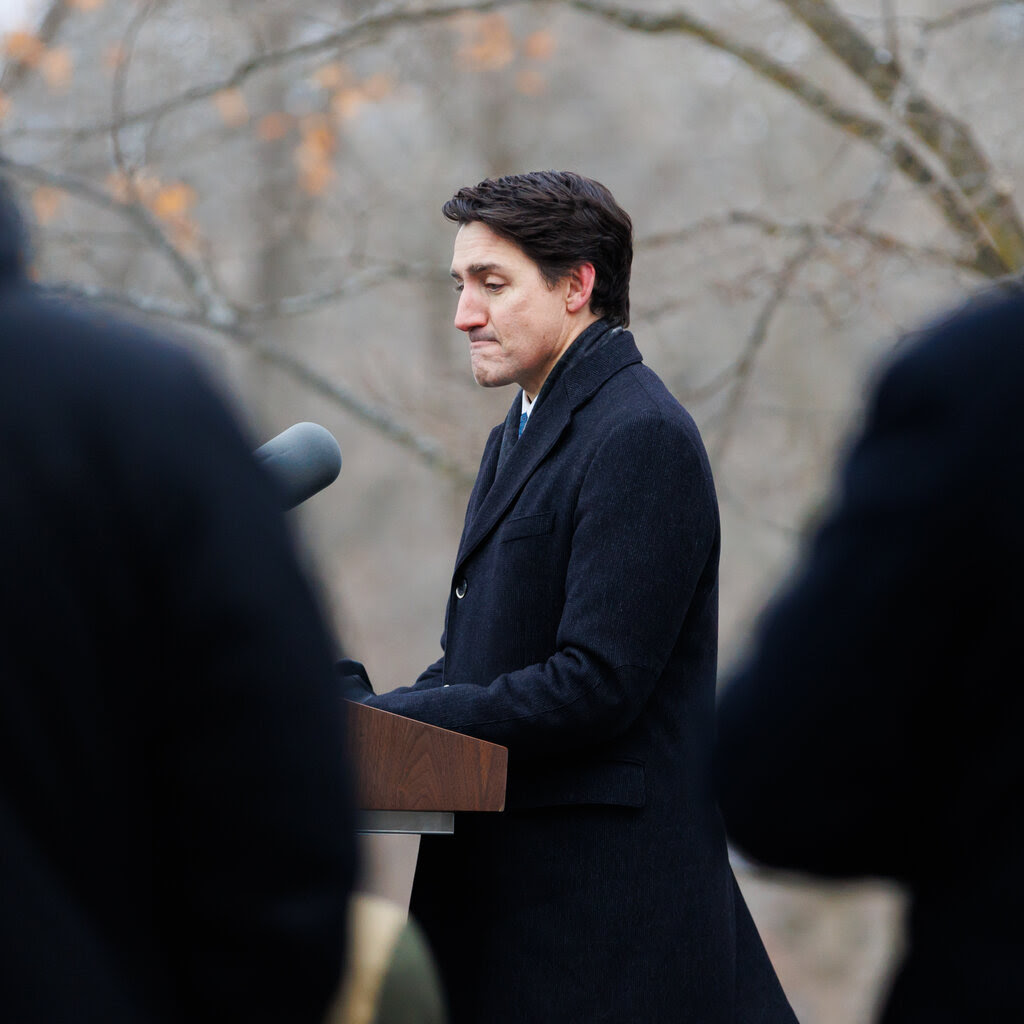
[{"left": 519, "top": 412, "right": 528, "bottom": 437}]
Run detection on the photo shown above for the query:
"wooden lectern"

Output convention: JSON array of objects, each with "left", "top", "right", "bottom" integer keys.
[{"left": 346, "top": 700, "right": 507, "bottom": 835}]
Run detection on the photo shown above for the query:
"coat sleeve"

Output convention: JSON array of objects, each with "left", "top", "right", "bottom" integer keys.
[
  {"left": 412, "top": 653, "right": 446, "bottom": 690},
  {"left": 362, "top": 412, "right": 718, "bottom": 756}
]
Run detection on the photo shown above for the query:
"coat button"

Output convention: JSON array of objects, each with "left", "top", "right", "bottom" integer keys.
[{"left": 455, "top": 579, "right": 467, "bottom": 599}]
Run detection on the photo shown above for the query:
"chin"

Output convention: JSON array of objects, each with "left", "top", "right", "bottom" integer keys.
[{"left": 471, "top": 363, "right": 513, "bottom": 390}]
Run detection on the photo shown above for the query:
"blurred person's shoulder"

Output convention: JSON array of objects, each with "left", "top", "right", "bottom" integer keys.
[
  {"left": 0, "top": 185, "right": 203, "bottom": 399},
  {"left": 1, "top": 282, "right": 202, "bottom": 384},
  {"left": 856, "top": 280, "right": 1024, "bottom": 438},
  {"left": 889, "top": 280, "right": 1024, "bottom": 381},
  {"left": 0, "top": 282, "right": 244, "bottom": 448}
]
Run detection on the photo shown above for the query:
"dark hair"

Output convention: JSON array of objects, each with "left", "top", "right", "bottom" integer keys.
[{"left": 442, "top": 170, "right": 632, "bottom": 327}]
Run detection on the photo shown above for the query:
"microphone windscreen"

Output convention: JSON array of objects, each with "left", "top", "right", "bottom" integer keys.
[{"left": 254, "top": 422, "right": 342, "bottom": 510}]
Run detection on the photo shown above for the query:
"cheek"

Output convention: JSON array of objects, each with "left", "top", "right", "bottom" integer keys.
[{"left": 496, "top": 299, "right": 533, "bottom": 342}]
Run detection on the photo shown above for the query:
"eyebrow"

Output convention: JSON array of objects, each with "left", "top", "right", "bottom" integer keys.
[{"left": 450, "top": 262, "right": 504, "bottom": 280}]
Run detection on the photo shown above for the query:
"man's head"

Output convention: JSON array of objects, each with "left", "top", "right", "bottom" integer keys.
[
  {"left": 444, "top": 171, "right": 632, "bottom": 398},
  {"left": 443, "top": 171, "right": 632, "bottom": 328}
]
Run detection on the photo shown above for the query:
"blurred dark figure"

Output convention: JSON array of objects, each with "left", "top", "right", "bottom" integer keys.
[
  {"left": 0, "top": 181, "right": 357, "bottom": 1023},
  {"left": 716, "top": 284, "right": 1024, "bottom": 1022}
]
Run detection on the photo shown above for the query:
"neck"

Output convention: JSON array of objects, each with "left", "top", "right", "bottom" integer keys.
[{"left": 526, "top": 313, "right": 600, "bottom": 399}]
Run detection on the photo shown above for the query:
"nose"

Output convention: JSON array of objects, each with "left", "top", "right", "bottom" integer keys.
[{"left": 454, "top": 286, "right": 486, "bottom": 332}]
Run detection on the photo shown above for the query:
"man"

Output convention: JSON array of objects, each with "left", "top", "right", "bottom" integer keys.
[
  {"left": 0, "top": 180, "right": 356, "bottom": 1023},
  {"left": 341, "top": 171, "right": 795, "bottom": 1023},
  {"left": 716, "top": 284, "right": 1024, "bottom": 1021}
]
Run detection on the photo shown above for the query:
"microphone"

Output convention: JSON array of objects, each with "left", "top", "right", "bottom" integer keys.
[{"left": 253, "top": 422, "right": 342, "bottom": 510}]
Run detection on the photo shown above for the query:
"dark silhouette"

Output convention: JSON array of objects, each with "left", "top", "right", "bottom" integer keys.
[
  {"left": 717, "top": 284, "right": 1024, "bottom": 1022},
  {"left": 0, "top": 181, "right": 357, "bottom": 1024}
]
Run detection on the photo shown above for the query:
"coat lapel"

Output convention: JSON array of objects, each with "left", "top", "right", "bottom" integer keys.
[
  {"left": 454, "top": 329, "right": 643, "bottom": 569},
  {"left": 459, "top": 422, "right": 503, "bottom": 540}
]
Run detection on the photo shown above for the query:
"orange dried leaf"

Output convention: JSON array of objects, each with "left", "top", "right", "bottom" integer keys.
[
  {"left": 523, "top": 30, "right": 556, "bottom": 61},
  {"left": 312, "top": 62, "right": 350, "bottom": 91},
  {"left": 41, "top": 47, "right": 73, "bottom": 92},
  {"left": 152, "top": 182, "right": 197, "bottom": 219},
  {"left": 331, "top": 88, "right": 365, "bottom": 122},
  {"left": 300, "top": 167, "right": 332, "bottom": 196},
  {"left": 0, "top": 92, "right": 12, "bottom": 122},
  {"left": 213, "top": 88, "right": 248, "bottom": 127},
  {"left": 300, "top": 115, "right": 337, "bottom": 154},
  {"left": 31, "top": 186, "right": 65, "bottom": 225},
  {"left": 69, "top": 0, "right": 106, "bottom": 9},
  {"left": 296, "top": 152, "right": 334, "bottom": 196},
  {"left": 295, "top": 130, "right": 335, "bottom": 196},
  {"left": 257, "top": 112, "right": 292, "bottom": 141},
  {"left": 4, "top": 31, "right": 45, "bottom": 67},
  {"left": 515, "top": 69, "right": 546, "bottom": 96},
  {"left": 457, "top": 13, "right": 515, "bottom": 72},
  {"left": 106, "top": 169, "right": 161, "bottom": 205},
  {"left": 362, "top": 72, "right": 395, "bottom": 101}
]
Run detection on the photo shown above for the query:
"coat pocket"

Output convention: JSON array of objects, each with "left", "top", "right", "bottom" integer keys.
[
  {"left": 500, "top": 510, "right": 555, "bottom": 542},
  {"left": 506, "top": 758, "right": 646, "bottom": 810}
]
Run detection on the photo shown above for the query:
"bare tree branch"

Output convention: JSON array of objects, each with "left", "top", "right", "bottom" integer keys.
[
  {"left": 109, "top": 0, "right": 158, "bottom": 178},
  {"left": 921, "top": 1, "right": 1024, "bottom": 33},
  {"left": 639, "top": 209, "right": 976, "bottom": 271},
  {"left": 2, "top": 171, "right": 471, "bottom": 482},
  {"left": 716, "top": 477, "right": 805, "bottom": 540},
  {"left": 240, "top": 261, "right": 439, "bottom": 320},
  {"left": 0, "top": 155, "right": 238, "bottom": 327},
  {"left": 22, "top": 0, "right": 1018, "bottom": 277},
  {"left": 565, "top": 0, "right": 1007, "bottom": 276},
  {"left": 0, "top": 0, "right": 71, "bottom": 95},
  {"left": 775, "top": 0, "right": 1024, "bottom": 271},
  {"left": 31, "top": 269, "right": 476, "bottom": 484},
  {"left": 880, "top": 0, "right": 899, "bottom": 63},
  {"left": 239, "top": 334, "right": 477, "bottom": 485},
  {"left": 56, "top": 0, "right": 515, "bottom": 142},
  {"left": 40, "top": 281, "right": 208, "bottom": 325},
  {"left": 707, "top": 235, "right": 818, "bottom": 463}
]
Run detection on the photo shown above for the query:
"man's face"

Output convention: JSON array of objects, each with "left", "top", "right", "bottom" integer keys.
[{"left": 450, "top": 221, "right": 583, "bottom": 399}]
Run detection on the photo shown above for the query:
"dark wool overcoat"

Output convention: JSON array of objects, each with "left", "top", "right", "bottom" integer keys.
[
  {"left": 363, "top": 322, "right": 796, "bottom": 1023},
  {"left": 0, "top": 187, "right": 356, "bottom": 1024},
  {"left": 717, "top": 288, "right": 1024, "bottom": 1023}
]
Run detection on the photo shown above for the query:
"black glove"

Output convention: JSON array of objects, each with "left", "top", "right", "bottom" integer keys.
[{"left": 337, "top": 657, "right": 374, "bottom": 702}]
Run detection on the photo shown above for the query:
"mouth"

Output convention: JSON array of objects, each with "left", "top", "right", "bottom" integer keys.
[{"left": 469, "top": 332, "right": 497, "bottom": 346}]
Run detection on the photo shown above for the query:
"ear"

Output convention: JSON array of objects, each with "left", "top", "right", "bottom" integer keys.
[{"left": 565, "top": 262, "right": 596, "bottom": 314}]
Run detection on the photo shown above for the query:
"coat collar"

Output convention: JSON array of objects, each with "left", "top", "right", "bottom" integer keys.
[{"left": 455, "top": 323, "right": 642, "bottom": 568}]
